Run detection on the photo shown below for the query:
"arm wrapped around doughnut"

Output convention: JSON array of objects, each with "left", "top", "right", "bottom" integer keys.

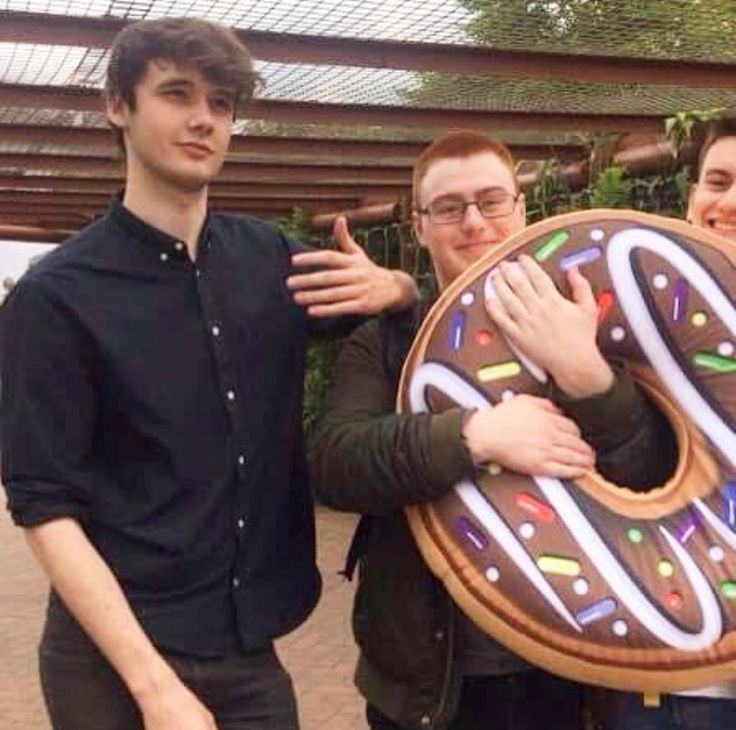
[{"left": 399, "top": 209, "right": 736, "bottom": 693}]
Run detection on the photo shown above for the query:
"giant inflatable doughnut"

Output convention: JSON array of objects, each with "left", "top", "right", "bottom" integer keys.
[{"left": 398, "top": 210, "right": 736, "bottom": 692}]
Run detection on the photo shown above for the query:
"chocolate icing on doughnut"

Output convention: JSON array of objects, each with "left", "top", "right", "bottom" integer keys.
[{"left": 399, "top": 210, "right": 736, "bottom": 692}]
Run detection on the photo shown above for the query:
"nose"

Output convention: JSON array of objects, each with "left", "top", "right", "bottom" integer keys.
[
  {"left": 459, "top": 201, "right": 488, "bottom": 232},
  {"left": 187, "top": 96, "right": 215, "bottom": 133}
]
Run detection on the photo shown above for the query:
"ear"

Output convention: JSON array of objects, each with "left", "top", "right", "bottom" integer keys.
[
  {"left": 105, "top": 94, "right": 128, "bottom": 130},
  {"left": 411, "top": 209, "right": 428, "bottom": 249}
]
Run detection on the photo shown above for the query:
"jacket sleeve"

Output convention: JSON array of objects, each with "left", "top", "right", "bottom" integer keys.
[
  {"left": 309, "top": 317, "right": 475, "bottom": 515},
  {"left": 548, "top": 361, "right": 677, "bottom": 491}
]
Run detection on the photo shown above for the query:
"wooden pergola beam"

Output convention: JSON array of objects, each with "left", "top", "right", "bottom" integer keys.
[
  {"left": 2, "top": 11, "right": 735, "bottom": 88},
  {"left": 0, "top": 124, "right": 583, "bottom": 163},
  {"left": 0, "top": 84, "right": 665, "bottom": 133}
]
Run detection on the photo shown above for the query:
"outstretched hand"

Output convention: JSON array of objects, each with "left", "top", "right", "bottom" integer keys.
[
  {"left": 485, "top": 255, "right": 614, "bottom": 398},
  {"left": 287, "top": 216, "right": 418, "bottom": 317}
]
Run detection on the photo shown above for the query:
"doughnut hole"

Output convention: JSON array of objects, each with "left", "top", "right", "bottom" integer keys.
[{"left": 575, "top": 364, "right": 720, "bottom": 520}]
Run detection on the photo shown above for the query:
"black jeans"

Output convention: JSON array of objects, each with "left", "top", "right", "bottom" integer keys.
[
  {"left": 38, "top": 598, "right": 299, "bottom": 730},
  {"left": 367, "top": 670, "right": 585, "bottom": 730}
]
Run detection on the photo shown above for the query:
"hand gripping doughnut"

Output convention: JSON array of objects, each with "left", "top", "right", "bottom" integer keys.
[{"left": 398, "top": 210, "right": 736, "bottom": 692}]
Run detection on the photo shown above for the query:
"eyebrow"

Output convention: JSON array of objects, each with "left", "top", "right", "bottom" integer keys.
[{"left": 433, "top": 186, "right": 514, "bottom": 200}]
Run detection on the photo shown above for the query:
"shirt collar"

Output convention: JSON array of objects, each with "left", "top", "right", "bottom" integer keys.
[{"left": 106, "top": 192, "right": 212, "bottom": 263}]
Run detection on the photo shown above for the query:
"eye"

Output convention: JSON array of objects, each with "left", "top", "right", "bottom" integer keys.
[
  {"left": 431, "top": 199, "right": 464, "bottom": 216},
  {"left": 211, "top": 96, "right": 235, "bottom": 114}
]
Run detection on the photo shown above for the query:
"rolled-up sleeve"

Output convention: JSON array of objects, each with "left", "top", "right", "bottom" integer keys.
[{"left": 1, "top": 278, "right": 97, "bottom": 526}]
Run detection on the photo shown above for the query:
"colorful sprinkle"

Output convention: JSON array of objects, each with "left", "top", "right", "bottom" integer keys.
[
  {"left": 573, "top": 578, "right": 589, "bottom": 596},
  {"left": 676, "top": 516, "right": 698, "bottom": 544},
  {"left": 658, "top": 559, "right": 675, "bottom": 578},
  {"left": 693, "top": 352, "right": 736, "bottom": 374},
  {"left": 627, "top": 527, "right": 644, "bottom": 543},
  {"left": 652, "top": 273, "right": 669, "bottom": 290},
  {"left": 475, "top": 329, "right": 493, "bottom": 346},
  {"left": 691, "top": 310, "right": 708, "bottom": 327},
  {"left": 455, "top": 516, "right": 487, "bottom": 551},
  {"left": 487, "top": 462, "right": 502, "bottom": 476},
  {"left": 485, "top": 566, "right": 500, "bottom": 582},
  {"left": 710, "top": 545, "right": 725, "bottom": 562},
  {"left": 534, "top": 230, "right": 570, "bottom": 262},
  {"left": 477, "top": 361, "right": 522, "bottom": 382},
  {"left": 672, "top": 278, "right": 688, "bottom": 323},
  {"left": 590, "top": 228, "right": 605, "bottom": 242},
  {"left": 538, "top": 555, "right": 581, "bottom": 577},
  {"left": 721, "top": 581, "right": 736, "bottom": 600},
  {"left": 724, "top": 482, "right": 736, "bottom": 529},
  {"left": 516, "top": 492, "right": 556, "bottom": 523},
  {"left": 667, "top": 591, "right": 684, "bottom": 610},
  {"left": 448, "top": 311, "right": 466, "bottom": 352},
  {"left": 596, "top": 290, "right": 614, "bottom": 324},
  {"left": 612, "top": 619, "right": 629, "bottom": 637},
  {"left": 560, "top": 246, "right": 602, "bottom": 271},
  {"left": 460, "top": 291, "right": 475, "bottom": 307},
  {"left": 610, "top": 326, "right": 626, "bottom": 342},
  {"left": 519, "top": 522, "right": 536, "bottom": 540},
  {"left": 718, "top": 341, "right": 735, "bottom": 357},
  {"left": 576, "top": 597, "right": 617, "bottom": 625}
]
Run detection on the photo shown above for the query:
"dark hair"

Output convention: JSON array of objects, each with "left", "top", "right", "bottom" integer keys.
[
  {"left": 412, "top": 131, "right": 518, "bottom": 207},
  {"left": 694, "top": 116, "right": 736, "bottom": 181},
  {"left": 105, "top": 17, "right": 260, "bottom": 112}
]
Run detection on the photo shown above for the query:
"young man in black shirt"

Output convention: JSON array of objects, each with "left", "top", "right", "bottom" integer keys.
[{"left": 0, "top": 17, "right": 417, "bottom": 730}]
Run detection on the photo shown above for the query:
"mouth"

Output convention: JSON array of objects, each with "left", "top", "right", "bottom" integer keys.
[
  {"left": 706, "top": 218, "right": 736, "bottom": 238},
  {"left": 457, "top": 241, "right": 496, "bottom": 251},
  {"left": 178, "top": 142, "right": 213, "bottom": 157}
]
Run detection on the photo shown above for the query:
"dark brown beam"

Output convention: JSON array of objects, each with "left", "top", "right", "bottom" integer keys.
[
  {"left": 0, "top": 174, "right": 410, "bottom": 197},
  {"left": 0, "top": 152, "right": 412, "bottom": 183},
  {"left": 0, "top": 224, "right": 75, "bottom": 243},
  {"left": 0, "top": 124, "right": 583, "bottom": 162},
  {"left": 2, "top": 11, "right": 735, "bottom": 88},
  {"left": 0, "top": 84, "right": 664, "bottom": 133}
]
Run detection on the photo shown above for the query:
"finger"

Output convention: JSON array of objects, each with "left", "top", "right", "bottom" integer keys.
[
  {"left": 567, "top": 266, "right": 597, "bottom": 314},
  {"left": 484, "top": 296, "right": 520, "bottom": 339},
  {"left": 305, "top": 299, "right": 370, "bottom": 318},
  {"left": 332, "top": 215, "right": 363, "bottom": 254},
  {"left": 290, "top": 249, "right": 355, "bottom": 270},
  {"left": 548, "top": 445, "right": 595, "bottom": 469},
  {"left": 517, "top": 395, "right": 562, "bottom": 414},
  {"left": 491, "top": 268, "right": 528, "bottom": 322},
  {"left": 292, "top": 284, "right": 363, "bottom": 306},
  {"left": 287, "top": 268, "right": 361, "bottom": 291},
  {"left": 549, "top": 414, "right": 583, "bottom": 439},
  {"left": 499, "top": 260, "right": 538, "bottom": 306},
  {"left": 518, "top": 254, "right": 559, "bottom": 298},
  {"left": 537, "top": 461, "right": 591, "bottom": 480},
  {"left": 551, "top": 433, "right": 594, "bottom": 460}
]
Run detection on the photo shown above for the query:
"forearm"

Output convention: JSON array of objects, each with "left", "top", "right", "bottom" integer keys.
[
  {"left": 25, "top": 518, "right": 178, "bottom": 704},
  {"left": 549, "top": 364, "right": 677, "bottom": 489},
  {"left": 311, "top": 407, "right": 471, "bottom": 515}
]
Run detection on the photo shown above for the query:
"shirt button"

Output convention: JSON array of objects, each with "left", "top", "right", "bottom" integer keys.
[
  {"left": 175, "top": 242, "right": 185, "bottom": 251},
  {"left": 159, "top": 252, "right": 169, "bottom": 262},
  {"left": 232, "top": 577, "right": 240, "bottom": 588},
  {"left": 195, "top": 268, "right": 200, "bottom": 277},
  {"left": 420, "top": 715, "right": 431, "bottom": 726},
  {"left": 434, "top": 630, "right": 444, "bottom": 642},
  {"left": 212, "top": 325, "right": 221, "bottom": 337},
  {"left": 237, "top": 518, "right": 246, "bottom": 530},
  {"left": 226, "top": 390, "right": 236, "bottom": 401},
  {"left": 238, "top": 454, "right": 246, "bottom": 466}
]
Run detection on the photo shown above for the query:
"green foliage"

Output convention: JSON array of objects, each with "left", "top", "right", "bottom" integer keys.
[
  {"left": 665, "top": 108, "right": 726, "bottom": 158},
  {"left": 588, "top": 166, "right": 632, "bottom": 208},
  {"left": 302, "top": 339, "right": 341, "bottom": 441}
]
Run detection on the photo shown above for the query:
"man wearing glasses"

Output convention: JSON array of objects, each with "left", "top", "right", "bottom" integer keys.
[{"left": 309, "top": 131, "right": 674, "bottom": 730}]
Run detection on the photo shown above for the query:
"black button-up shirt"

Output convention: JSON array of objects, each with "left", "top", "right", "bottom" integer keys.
[{"left": 1, "top": 197, "right": 353, "bottom": 656}]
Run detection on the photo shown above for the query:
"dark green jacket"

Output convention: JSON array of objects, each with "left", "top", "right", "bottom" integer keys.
[{"left": 309, "top": 309, "right": 676, "bottom": 730}]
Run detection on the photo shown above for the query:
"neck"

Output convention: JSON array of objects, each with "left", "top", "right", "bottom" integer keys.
[{"left": 122, "top": 165, "right": 207, "bottom": 260}]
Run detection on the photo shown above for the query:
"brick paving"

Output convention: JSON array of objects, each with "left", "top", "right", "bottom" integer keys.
[{"left": 0, "top": 506, "right": 367, "bottom": 730}]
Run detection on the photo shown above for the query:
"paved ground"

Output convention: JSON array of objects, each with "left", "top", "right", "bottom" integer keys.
[{"left": 0, "top": 505, "right": 367, "bottom": 730}]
